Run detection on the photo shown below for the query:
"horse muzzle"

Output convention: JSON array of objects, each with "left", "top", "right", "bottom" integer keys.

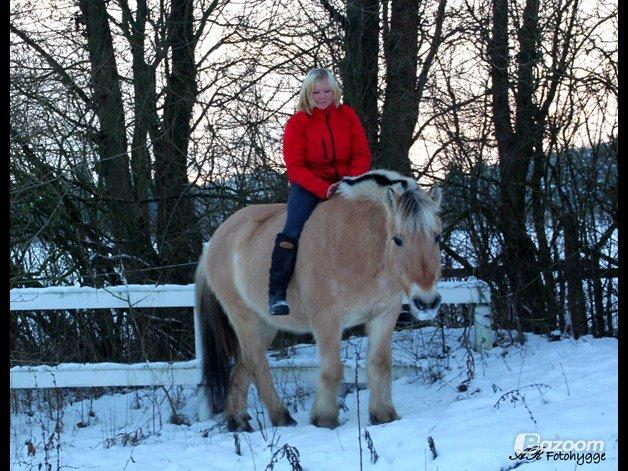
[{"left": 410, "top": 293, "right": 442, "bottom": 321}]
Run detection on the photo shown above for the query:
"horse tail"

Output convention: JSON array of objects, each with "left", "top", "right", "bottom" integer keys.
[{"left": 195, "top": 252, "right": 238, "bottom": 419}]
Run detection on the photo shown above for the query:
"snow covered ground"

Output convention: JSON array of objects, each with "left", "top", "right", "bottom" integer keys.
[{"left": 10, "top": 327, "right": 617, "bottom": 470}]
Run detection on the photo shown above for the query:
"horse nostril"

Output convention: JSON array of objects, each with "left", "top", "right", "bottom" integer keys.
[
  {"left": 412, "top": 297, "right": 427, "bottom": 311},
  {"left": 430, "top": 294, "right": 442, "bottom": 310}
]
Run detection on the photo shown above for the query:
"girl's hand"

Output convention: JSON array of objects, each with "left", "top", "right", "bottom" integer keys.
[{"left": 326, "top": 181, "right": 341, "bottom": 199}]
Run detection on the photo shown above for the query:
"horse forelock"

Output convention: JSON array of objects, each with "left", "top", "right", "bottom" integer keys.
[{"left": 395, "top": 189, "right": 439, "bottom": 236}]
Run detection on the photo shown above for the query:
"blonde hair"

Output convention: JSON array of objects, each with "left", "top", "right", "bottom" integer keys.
[{"left": 296, "top": 68, "right": 342, "bottom": 114}]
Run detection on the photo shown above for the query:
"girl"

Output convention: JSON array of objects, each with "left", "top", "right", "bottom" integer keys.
[{"left": 269, "top": 68, "right": 372, "bottom": 315}]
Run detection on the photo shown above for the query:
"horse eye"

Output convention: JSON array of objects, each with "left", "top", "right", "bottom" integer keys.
[
  {"left": 434, "top": 234, "right": 441, "bottom": 244},
  {"left": 393, "top": 236, "right": 403, "bottom": 247}
]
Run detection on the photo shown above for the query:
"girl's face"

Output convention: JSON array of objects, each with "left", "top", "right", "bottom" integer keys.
[{"left": 312, "top": 79, "right": 334, "bottom": 109}]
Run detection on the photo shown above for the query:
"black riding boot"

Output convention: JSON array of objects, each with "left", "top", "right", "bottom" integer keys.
[{"left": 268, "top": 233, "right": 299, "bottom": 316}]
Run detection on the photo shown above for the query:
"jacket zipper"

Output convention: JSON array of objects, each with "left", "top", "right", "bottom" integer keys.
[
  {"left": 321, "top": 138, "right": 328, "bottom": 160},
  {"left": 325, "top": 112, "right": 339, "bottom": 181}
]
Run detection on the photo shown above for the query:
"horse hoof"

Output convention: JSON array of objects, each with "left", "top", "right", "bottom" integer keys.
[
  {"left": 272, "top": 408, "right": 298, "bottom": 427},
  {"left": 369, "top": 410, "right": 400, "bottom": 425},
  {"left": 310, "top": 415, "right": 339, "bottom": 429},
  {"left": 227, "top": 416, "right": 253, "bottom": 433}
]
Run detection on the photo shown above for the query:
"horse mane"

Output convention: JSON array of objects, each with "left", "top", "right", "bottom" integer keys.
[
  {"left": 337, "top": 169, "right": 439, "bottom": 234},
  {"left": 338, "top": 169, "right": 418, "bottom": 200}
]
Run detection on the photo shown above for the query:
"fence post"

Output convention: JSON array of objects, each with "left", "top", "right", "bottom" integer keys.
[
  {"left": 473, "top": 304, "right": 493, "bottom": 352},
  {"left": 193, "top": 303, "right": 203, "bottom": 367},
  {"left": 473, "top": 281, "right": 493, "bottom": 352}
]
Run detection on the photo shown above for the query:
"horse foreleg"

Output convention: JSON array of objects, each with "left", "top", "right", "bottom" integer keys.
[
  {"left": 311, "top": 322, "right": 343, "bottom": 429},
  {"left": 365, "top": 309, "right": 400, "bottom": 425}
]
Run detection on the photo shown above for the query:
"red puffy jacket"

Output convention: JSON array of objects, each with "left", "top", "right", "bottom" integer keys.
[{"left": 282, "top": 104, "right": 372, "bottom": 199}]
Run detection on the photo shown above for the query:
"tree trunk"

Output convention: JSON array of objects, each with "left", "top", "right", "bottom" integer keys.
[
  {"left": 125, "top": 0, "right": 159, "bottom": 271},
  {"left": 590, "top": 248, "right": 606, "bottom": 337},
  {"left": 379, "top": 0, "right": 446, "bottom": 174},
  {"left": 154, "top": 0, "right": 203, "bottom": 283},
  {"left": 489, "top": 0, "right": 550, "bottom": 333},
  {"left": 341, "top": 0, "right": 380, "bottom": 153},
  {"left": 379, "top": 0, "right": 419, "bottom": 174},
  {"left": 605, "top": 277, "right": 614, "bottom": 336},
  {"left": 80, "top": 0, "right": 156, "bottom": 283},
  {"left": 560, "top": 212, "right": 587, "bottom": 338},
  {"left": 531, "top": 145, "right": 559, "bottom": 329}
]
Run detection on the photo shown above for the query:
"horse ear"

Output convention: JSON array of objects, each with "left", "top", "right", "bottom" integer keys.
[
  {"left": 429, "top": 186, "right": 442, "bottom": 208},
  {"left": 386, "top": 187, "right": 397, "bottom": 211}
]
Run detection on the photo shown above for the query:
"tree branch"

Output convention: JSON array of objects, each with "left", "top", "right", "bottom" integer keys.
[
  {"left": 10, "top": 24, "right": 94, "bottom": 109},
  {"left": 415, "top": 0, "right": 447, "bottom": 103},
  {"left": 319, "top": 0, "right": 347, "bottom": 31}
]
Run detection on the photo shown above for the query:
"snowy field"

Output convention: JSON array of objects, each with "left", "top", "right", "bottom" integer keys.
[{"left": 10, "top": 327, "right": 617, "bottom": 471}]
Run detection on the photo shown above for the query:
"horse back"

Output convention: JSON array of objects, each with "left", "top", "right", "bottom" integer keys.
[{"left": 202, "top": 197, "right": 394, "bottom": 330}]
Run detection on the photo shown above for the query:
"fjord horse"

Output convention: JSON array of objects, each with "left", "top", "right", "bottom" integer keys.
[{"left": 195, "top": 170, "right": 442, "bottom": 431}]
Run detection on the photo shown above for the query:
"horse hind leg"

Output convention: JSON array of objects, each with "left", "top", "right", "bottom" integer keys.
[
  {"left": 225, "top": 354, "right": 253, "bottom": 432},
  {"left": 195, "top": 266, "right": 238, "bottom": 422},
  {"left": 222, "top": 302, "right": 297, "bottom": 430},
  {"left": 245, "top": 325, "right": 297, "bottom": 428}
]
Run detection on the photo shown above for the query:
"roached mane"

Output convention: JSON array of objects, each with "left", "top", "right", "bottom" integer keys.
[{"left": 337, "top": 169, "right": 439, "bottom": 234}]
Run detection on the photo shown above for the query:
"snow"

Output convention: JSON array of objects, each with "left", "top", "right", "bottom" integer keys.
[
  {"left": 11, "top": 283, "right": 197, "bottom": 296},
  {"left": 10, "top": 360, "right": 199, "bottom": 374},
  {"left": 10, "top": 328, "right": 617, "bottom": 470}
]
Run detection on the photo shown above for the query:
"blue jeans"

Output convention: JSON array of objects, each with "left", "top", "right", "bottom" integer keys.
[{"left": 281, "top": 183, "right": 323, "bottom": 240}]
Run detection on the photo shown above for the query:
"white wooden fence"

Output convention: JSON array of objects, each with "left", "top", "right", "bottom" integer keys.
[{"left": 10, "top": 281, "right": 492, "bottom": 389}]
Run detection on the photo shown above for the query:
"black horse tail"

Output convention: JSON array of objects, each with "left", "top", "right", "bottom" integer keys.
[{"left": 195, "top": 256, "right": 238, "bottom": 417}]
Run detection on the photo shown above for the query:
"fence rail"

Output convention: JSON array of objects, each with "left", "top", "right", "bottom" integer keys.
[{"left": 10, "top": 281, "right": 492, "bottom": 389}]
